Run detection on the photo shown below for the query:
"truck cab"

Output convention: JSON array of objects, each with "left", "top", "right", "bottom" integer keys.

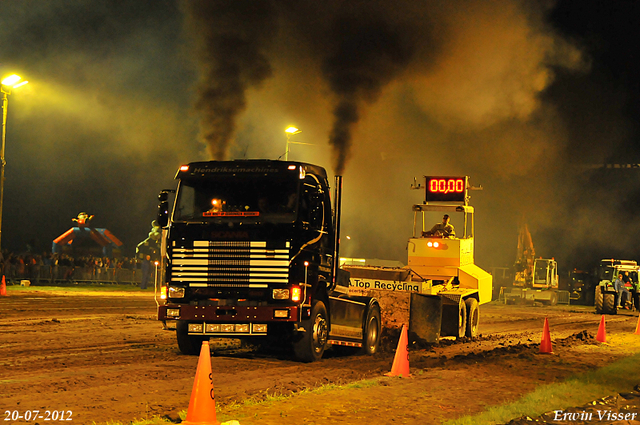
[{"left": 156, "top": 160, "right": 380, "bottom": 361}]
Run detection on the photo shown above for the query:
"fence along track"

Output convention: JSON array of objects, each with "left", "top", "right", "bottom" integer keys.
[{"left": 4, "top": 265, "right": 144, "bottom": 285}]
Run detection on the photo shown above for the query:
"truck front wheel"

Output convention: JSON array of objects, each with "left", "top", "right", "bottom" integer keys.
[
  {"left": 293, "top": 300, "right": 328, "bottom": 362},
  {"left": 464, "top": 298, "right": 479, "bottom": 338},
  {"left": 176, "top": 321, "right": 208, "bottom": 355}
]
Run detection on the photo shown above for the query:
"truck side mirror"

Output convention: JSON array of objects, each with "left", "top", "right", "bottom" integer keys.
[{"left": 157, "top": 191, "right": 170, "bottom": 227}]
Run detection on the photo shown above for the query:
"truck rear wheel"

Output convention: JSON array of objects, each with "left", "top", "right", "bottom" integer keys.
[
  {"left": 293, "top": 300, "right": 328, "bottom": 362},
  {"left": 176, "top": 321, "right": 208, "bottom": 355},
  {"left": 441, "top": 301, "right": 467, "bottom": 338},
  {"left": 464, "top": 298, "right": 479, "bottom": 338},
  {"left": 595, "top": 286, "right": 603, "bottom": 313},
  {"left": 362, "top": 304, "right": 381, "bottom": 355}
]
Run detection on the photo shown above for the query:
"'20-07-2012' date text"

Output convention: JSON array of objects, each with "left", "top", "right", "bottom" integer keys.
[{"left": 4, "top": 410, "right": 73, "bottom": 422}]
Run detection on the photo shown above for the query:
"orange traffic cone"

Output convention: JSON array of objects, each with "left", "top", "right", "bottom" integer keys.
[
  {"left": 596, "top": 315, "right": 607, "bottom": 343},
  {"left": 539, "top": 317, "right": 553, "bottom": 354},
  {"left": 0, "top": 276, "right": 7, "bottom": 296},
  {"left": 385, "top": 324, "right": 411, "bottom": 378},
  {"left": 183, "top": 340, "right": 220, "bottom": 425},
  {"left": 635, "top": 315, "right": 640, "bottom": 335}
]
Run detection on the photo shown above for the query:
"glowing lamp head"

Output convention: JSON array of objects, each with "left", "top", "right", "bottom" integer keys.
[
  {"left": 179, "top": 165, "right": 189, "bottom": 172},
  {"left": 1, "top": 74, "right": 21, "bottom": 86}
]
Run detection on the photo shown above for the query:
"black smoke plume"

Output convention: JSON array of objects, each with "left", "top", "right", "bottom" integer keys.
[
  {"left": 321, "top": 14, "right": 417, "bottom": 174},
  {"left": 186, "top": 1, "right": 420, "bottom": 173},
  {"left": 184, "top": 0, "right": 278, "bottom": 160}
]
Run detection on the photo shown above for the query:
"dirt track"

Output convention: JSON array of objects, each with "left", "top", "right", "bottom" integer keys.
[{"left": 2, "top": 288, "right": 640, "bottom": 424}]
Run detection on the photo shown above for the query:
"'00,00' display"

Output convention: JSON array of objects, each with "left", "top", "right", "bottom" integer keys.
[
  {"left": 429, "top": 178, "right": 464, "bottom": 194},
  {"left": 425, "top": 177, "right": 467, "bottom": 203}
]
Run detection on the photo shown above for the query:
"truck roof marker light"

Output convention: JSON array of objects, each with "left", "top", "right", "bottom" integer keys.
[
  {"left": 288, "top": 165, "right": 296, "bottom": 170},
  {"left": 179, "top": 165, "right": 189, "bottom": 172}
]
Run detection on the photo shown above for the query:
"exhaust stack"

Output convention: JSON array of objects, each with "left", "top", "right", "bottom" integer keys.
[{"left": 332, "top": 175, "right": 343, "bottom": 288}]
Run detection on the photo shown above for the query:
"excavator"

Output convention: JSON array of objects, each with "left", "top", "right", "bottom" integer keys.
[{"left": 502, "top": 223, "right": 568, "bottom": 305}]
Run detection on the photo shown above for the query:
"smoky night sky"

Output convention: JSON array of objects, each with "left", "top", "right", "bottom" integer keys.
[{"left": 1, "top": 0, "right": 640, "bottom": 271}]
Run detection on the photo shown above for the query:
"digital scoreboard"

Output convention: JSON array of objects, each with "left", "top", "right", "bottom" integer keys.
[{"left": 424, "top": 176, "right": 468, "bottom": 203}]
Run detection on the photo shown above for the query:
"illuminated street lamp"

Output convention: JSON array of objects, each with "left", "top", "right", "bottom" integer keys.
[
  {"left": 0, "top": 74, "right": 29, "bottom": 250},
  {"left": 284, "top": 126, "right": 301, "bottom": 161},
  {"left": 284, "top": 126, "right": 313, "bottom": 161}
]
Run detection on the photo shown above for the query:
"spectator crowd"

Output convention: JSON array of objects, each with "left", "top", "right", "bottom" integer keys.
[{"left": 0, "top": 251, "right": 147, "bottom": 285}]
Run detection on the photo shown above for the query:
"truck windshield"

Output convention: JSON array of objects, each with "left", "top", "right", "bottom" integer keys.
[{"left": 173, "top": 175, "right": 299, "bottom": 223}]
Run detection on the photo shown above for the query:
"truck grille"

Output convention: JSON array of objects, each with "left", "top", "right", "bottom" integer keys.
[{"left": 171, "top": 241, "right": 291, "bottom": 287}]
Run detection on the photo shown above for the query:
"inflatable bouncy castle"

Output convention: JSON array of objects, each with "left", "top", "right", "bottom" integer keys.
[{"left": 52, "top": 212, "right": 123, "bottom": 257}]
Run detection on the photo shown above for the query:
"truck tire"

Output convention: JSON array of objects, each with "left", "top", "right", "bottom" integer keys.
[
  {"left": 456, "top": 301, "right": 467, "bottom": 338},
  {"left": 441, "top": 302, "right": 467, "bottom": 338},
  {"left": 603, "top": 292, "right": 617, "bottom": 315},
  {"left": 548, "top": 291, "right": 558, "bottom": 306},
  {"left": 595, "top": 286, "right": 603, "bottom": 313},
  {"left": 293, "top": 300, "right": 328, "bottom": 362},
  {"left": 176, "top": 321, "right": 208, "bottom": 355},
  {"left": 361, "top": 304, "right": 381, "bottom": 355},
  {"left": 464, "top": 298, "right": 479, "bottom": 338}
]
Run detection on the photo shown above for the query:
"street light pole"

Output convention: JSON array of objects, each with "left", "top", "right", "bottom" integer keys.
[
  {"left": 284, "top": 126, "right": 302, "bottom": 161},
  {"left": 0, "top": 75, "right": 28, "bottom": 251},
  {"left": 0, "top": 87, "right": 11, "bottom": 252}
]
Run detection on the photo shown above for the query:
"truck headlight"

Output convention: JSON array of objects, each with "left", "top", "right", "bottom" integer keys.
[
  {"left": 252, "top": 324, "right": 267, "bottom": 333},
  {"left": 273, "top": 288, "right": 290, "bottom": 300},
  {"left": 274, "top": 309, "right": 290, "bottom": 318},
  {"left": 166, "top": 308, "right": 180, "bottom": 317},
  {"left": 168, "top": 286, "right": 185, "bottom": 298},
  {"left": 206, "top": 324, "right": 221, "bottom": 333},
  {"left": 235, "top": 324, "right": 249, "bottom": 333},
  {"left": 188, "top": 323, "right": 204, "bottom": 333}
]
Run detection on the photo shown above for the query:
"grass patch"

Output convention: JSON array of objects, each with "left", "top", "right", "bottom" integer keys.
[
  {"left": 213, "top": 378, "right": 381, "bottom": 422},
  {"left": 91, "top": 379, "right": 381, "bottom": 425},
  {"left": 446, "top": 350, "right": 640, "bottom": 425}
]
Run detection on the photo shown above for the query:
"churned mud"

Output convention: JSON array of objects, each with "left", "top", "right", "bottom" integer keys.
[{"left": 1, "top": 289, "right": 639, "bottom": 424}]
